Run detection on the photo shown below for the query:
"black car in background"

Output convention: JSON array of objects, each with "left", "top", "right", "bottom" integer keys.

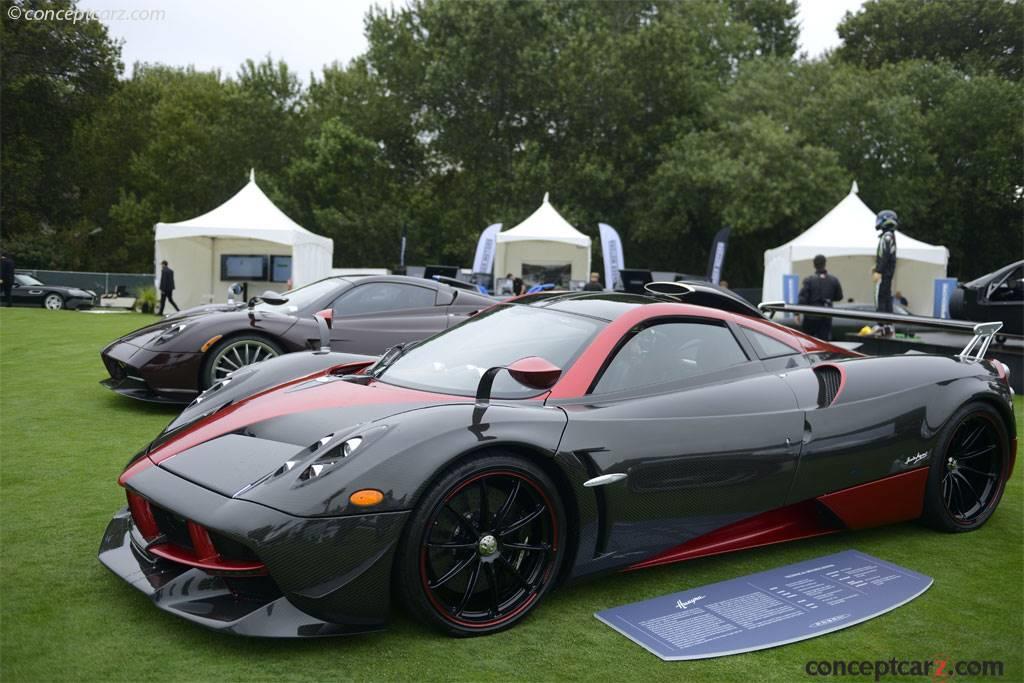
[
  {"left": 950, "top": 260, "right": 1023, "bottom": 337},
  {"left": 9, "top": 273, "right": 95, "bottom": 310},
  {"left": 100, "top": 275, "right": 496, "bottom": 403}
]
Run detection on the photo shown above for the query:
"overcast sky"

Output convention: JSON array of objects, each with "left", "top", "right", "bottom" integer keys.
[{"left": 79, "top": 0, "right": 866, "bottom": 83}]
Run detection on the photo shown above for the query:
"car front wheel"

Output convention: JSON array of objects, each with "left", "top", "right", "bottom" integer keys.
[
  {"left": 43, "top": 293, "right": 64, "bottom": 310},
  {"left": 396, "top": 452, "right": 565, "bottom": 636},
  {"left": 201, "top": 335, "right": 282, "bottom": 388}
]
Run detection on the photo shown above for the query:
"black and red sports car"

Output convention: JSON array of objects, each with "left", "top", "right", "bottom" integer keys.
[
  {"left": 99, "top": 275, "right": 495, "bottom": 403},
  {"left": 99, "top": 286, "right": 1016, "bottom": 637}
]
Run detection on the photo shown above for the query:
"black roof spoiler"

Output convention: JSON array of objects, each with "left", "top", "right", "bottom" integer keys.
[
  {"left": 758, "top": 302, "right": 1003, "bottom": 361},
  {"left": 644, "top": 280, "right": 764, "bottom": 319}
]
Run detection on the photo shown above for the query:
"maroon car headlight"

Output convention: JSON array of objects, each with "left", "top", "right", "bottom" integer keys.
[{"left": 154, "top": 322, "right": 189, "bottom": 344}]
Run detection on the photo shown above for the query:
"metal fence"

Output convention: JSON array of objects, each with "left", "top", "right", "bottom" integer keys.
[{"left": 15, "top": 269, "right": 153, "bottom": 296}]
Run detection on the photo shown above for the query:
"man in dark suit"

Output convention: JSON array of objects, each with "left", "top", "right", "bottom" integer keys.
[
  {"left": 158, "top": 260, "right": 179, "bottom": 315},
  {"left": 0, "top": 252, "right": 15, "bottom": 307},
  {"left": 798, "top": 254, "right": 843, "bottom": 340}
]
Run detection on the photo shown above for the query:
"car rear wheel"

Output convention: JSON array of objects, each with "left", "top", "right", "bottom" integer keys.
[
  {"left": 395, "top": 452, "right": 565, "bottom": 636},
  {"left": 921, "top": 402, "right": 1010, "bottom": 532},
  {"left": 43, "top": 293, "right": 64, "bottom": 310},
  {"left": 201, "top": 336, "right": 282, "bottom": 388}
]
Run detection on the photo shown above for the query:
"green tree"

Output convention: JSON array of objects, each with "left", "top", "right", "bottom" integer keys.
[
  {"left": 1, "top": 0, "right": 121, "bottom": 265},
  {"left": 836, "top": 0, "right": 1024, "bottom": 80}
]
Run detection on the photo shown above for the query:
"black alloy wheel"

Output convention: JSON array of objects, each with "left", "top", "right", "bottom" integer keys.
[
  {"left": 922, "top": 402, "right": 1010, "bottom": 532},
  {"left": 396, "top": 453, "right": 565, "bottom": 636}
]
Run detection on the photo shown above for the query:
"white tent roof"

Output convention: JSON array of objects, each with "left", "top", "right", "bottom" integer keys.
[
  {"left": 767, "top": 183, "right": 947, "bottom": 265},
  {"left": 496, "top": 193, "right": 591, "bottom": 248},
  {"left": 155, "top": 170, "right": 331, "bottom": 249}
]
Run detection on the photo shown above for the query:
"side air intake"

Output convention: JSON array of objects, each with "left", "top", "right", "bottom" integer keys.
[{"left": 814, "top": 365, "right": 843, "bottom": 407}]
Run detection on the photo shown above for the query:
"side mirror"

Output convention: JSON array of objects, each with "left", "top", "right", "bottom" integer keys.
[
  {"left": 475, "top": 356, "right": 562, "bottom": 404},
  {"left": 260, "top": 290, "right": 289, "bottom": 306},
  {"left": 313, "top": 308, "right": 333, "bottom": 353}
]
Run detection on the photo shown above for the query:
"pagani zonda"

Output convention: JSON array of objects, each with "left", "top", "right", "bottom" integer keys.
[
  {"left": 99, "top": 286, "right": 1016, "bottom": 637},
  {"left": 99, "top": 275, "right": 495, "bottom": 403},
  {"left": 9, "top": 273, "right": 95, "bottom": 310}
]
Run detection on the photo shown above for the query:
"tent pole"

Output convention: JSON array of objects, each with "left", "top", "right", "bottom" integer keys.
[{"left": 211, "top": 236, "right": 216, "bottom": 304}]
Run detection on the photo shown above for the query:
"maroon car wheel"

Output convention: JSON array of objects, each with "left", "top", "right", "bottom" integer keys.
[
  {"left": 396, "top": 453, "right": 565, "bottom": 636},
  {"left": 202, "top": 335, "right": 283, "bottom": 388}
]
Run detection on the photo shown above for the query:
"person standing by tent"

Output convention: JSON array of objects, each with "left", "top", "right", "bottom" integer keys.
[
  {"left": 158, "top": 260, "right": 179, "bottom": 315},
  {"left": 583, "top": 272, "right": 603, "bottom": 291},
  {"left": 798, "top": 254, "right": 843, "bottom": 340},
  {"left": 873, "top": 210, "right": 898, "bottom": 335},
  {"left": 0, "top": 252, "right": 14, "bottom": 307}
]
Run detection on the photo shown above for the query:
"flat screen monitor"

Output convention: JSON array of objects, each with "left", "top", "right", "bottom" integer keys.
[
  {"left": 423, "top": 265, "right": 459, "bottom": 281},
  {"left": 618, "top": 268, "right": 653, "bottom": 293},
  {"left": 270, "top": 255, "right": 292, "bottom": 283},
  {"left": 221, "top": 254, "right": 268, "bottom": 281}
]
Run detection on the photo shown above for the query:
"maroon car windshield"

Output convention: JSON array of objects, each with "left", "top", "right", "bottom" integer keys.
[{"left": 377, "top": 304, "right": 605, "bottom": 398}]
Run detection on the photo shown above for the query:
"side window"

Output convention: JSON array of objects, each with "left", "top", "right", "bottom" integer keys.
[
  {"left": 333, "top": 284, "right": 435, "bottom": 317},
  {"left": 593, "top": 321, "right": 748, "bottom": 394},
  {"left": 742, "top": 327, "right": 800, "bottom": 358}
]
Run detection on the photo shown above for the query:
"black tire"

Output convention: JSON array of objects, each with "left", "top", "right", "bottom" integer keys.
[
  {"left": 921, "top": 402, "right": 1010, "bottom": 532},
  {"left": 43, "top": 293, "right": 64, "bottom": 310},
  {"left": 200, "top": 335, "right": 283, "bottom": 389},
  {"left": 395, "top": 451, "right": 566, "bottom": 636}
]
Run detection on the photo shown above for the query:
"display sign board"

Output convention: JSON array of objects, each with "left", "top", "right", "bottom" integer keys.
[
  {"left": 933, "top": 278, "right": 958, "bottom": 319},
  {"left": 595, "top": 550, "right": 932, "bottom": 661},
  {"left": 783, "top": 274, "right": 800, "bottom": 304}
]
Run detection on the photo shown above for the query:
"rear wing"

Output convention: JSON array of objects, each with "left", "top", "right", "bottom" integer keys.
[{"left": 758, "top": 302, "right": 1003, "bottom": 362}]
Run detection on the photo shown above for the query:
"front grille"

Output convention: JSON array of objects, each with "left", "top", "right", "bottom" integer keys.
[
  {"left": 150, "top": 504, "right": 193, "bottom": 551},
  {"left": 208, "top": 530, "right": 260, "bottom": 563},
  {"left": 814, "top": 365, "right": 843, "bottom": 407},
  {"left": 103, "top": 355, "right": 126, "bottom": 380}
]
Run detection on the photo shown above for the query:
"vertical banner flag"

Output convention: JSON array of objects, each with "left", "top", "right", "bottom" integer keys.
[
  {"left": 598, "top": 223, "right": 625, "bottom": 291},
  {"left": 933, "top": 278, "right": 958, "bottom": 318},
  {"left": 472, "top": 223, "right": 502, "bottom": 274},
  {"left": 399, "top": 224, "right": 408, "bottom": 270},
  {"left": 705, "top": 227, "right": 731, "bottom": 285},
  {"left": 783, "top": 274, "right": 800, "bottom": 304}
]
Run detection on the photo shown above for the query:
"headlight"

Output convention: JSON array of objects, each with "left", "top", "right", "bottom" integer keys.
[
  {"left": 155, "top": 322, "right": 188, "bottom": 343},
  {"left": 342, "top": 436, "right": 363, "bottom": 457}
]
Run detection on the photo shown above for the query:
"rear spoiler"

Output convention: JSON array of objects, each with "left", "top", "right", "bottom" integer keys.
[{"left": 758, "top": 302, "right": 1002, "bottom": 362}]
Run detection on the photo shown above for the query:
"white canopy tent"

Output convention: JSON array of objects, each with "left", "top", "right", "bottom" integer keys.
[
  {"left": 493, "top": 193, "right": 591, "bottom": 287},
  {"left": 763, "top": 183, "right": 948, "bottom": 315},
  {"left": 154, "top": 171, "right": 333, "bottom": 309}
]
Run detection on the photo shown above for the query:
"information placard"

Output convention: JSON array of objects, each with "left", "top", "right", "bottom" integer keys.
[{"left": 595, "top": 550, "right": 932, "bottom": 660}]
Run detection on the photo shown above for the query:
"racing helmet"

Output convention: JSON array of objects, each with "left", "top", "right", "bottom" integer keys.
[{"left": 875, "top": 209, "right": 898, "bottom": 232}]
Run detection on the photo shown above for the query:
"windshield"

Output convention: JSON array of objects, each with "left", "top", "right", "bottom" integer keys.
[
  {"left": 16, "top": 274, "right": 43, "bottom": 286},
  {"left": 378, "top": 304, "right": 605, "bottom": 398},
  {"left": 252, "top": 278, "right": 347, "bottom": 314}
]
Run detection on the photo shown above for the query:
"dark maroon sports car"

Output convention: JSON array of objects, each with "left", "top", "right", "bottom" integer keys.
[
  {"left": 100, "top": 275, "right": 495, "bottom": 403},
  {"left": 98, "top": 285, "right": 1015, "bottom": 638}
]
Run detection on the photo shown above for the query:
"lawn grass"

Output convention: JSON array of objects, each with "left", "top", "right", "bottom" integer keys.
[{"left": 1, "top": 307, "right": 1021, "bottom": 682}]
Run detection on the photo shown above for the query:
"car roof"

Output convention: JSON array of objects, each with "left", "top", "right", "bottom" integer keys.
[
  {"left": 330, "top": 274, "right": 497, "bottom": 304},
  {"left": 520, "top": 286, "right": 764, "bottom": 322}
]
